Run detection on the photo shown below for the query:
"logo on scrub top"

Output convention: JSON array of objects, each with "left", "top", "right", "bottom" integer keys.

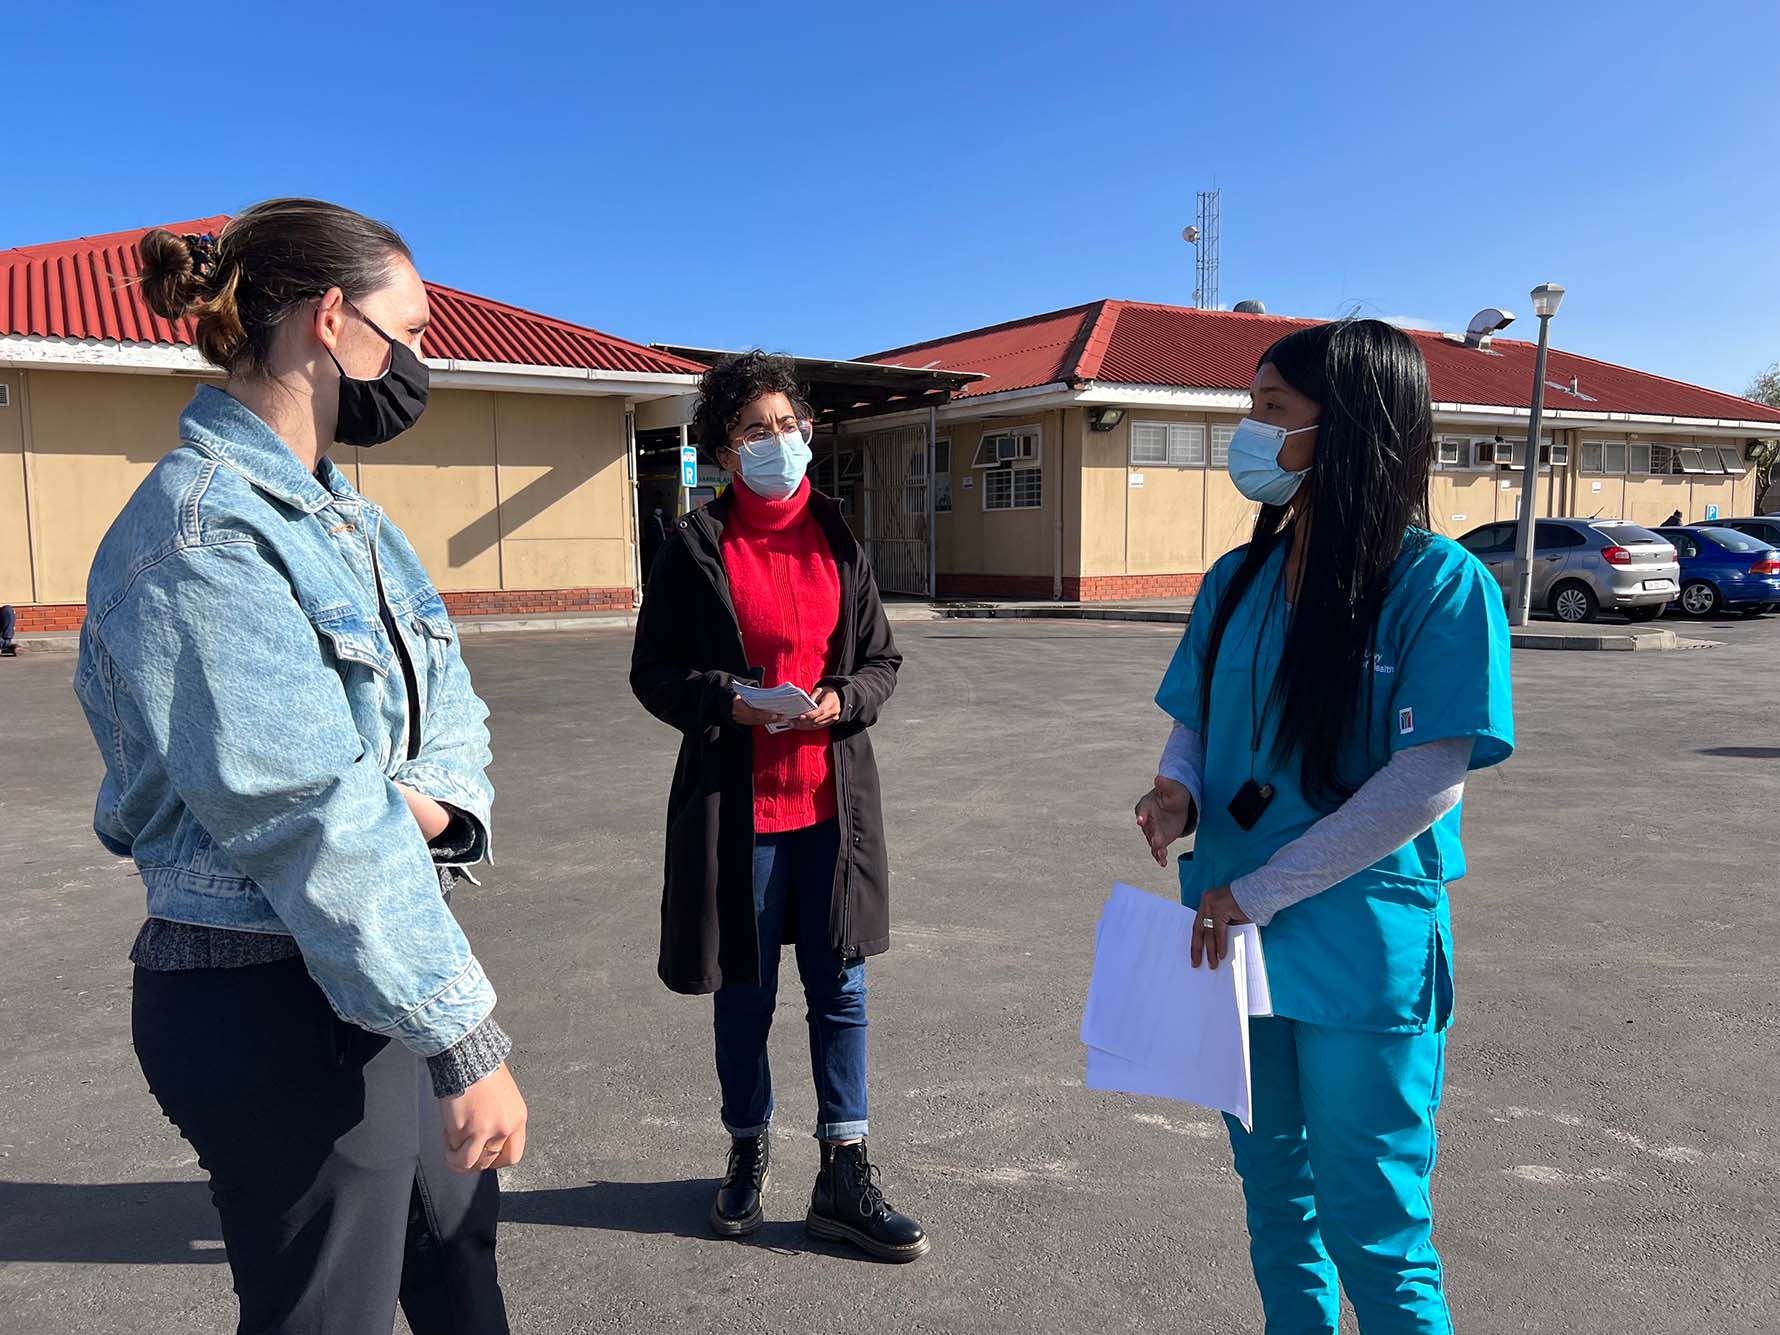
[
  {"left": 1368, "top": 653, "right": 1396, "bottom": 675},
  {"left": 1397, "top": 707, "right": 1415, "bottom": 735}
]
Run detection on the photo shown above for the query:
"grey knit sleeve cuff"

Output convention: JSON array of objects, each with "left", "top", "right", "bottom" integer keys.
[{"left": 425, "top": 1015, "right": 513, "bottom": 1098}]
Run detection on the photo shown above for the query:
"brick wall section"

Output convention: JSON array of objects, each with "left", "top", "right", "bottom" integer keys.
[
  {"left": 937, "top": 573, "right": 1205, "bottom": 602},
  {"left": 14, "top": 603, "right": 86, "bottom": 633},
  {"left": 10, "top": 589, "right": 637, "bottom": 634},
  {"left": 440, "top": 588, "right": 634, "bottom": 617}
]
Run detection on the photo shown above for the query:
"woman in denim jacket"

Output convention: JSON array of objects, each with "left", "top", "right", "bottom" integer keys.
[{"left": 74, "top": 199, "right": 525, "bottom": 1334}]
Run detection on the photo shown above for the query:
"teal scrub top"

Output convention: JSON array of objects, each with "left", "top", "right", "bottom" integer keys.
[{"left": 1157, "top": 531, "right": 1514, "bottom": 1033}]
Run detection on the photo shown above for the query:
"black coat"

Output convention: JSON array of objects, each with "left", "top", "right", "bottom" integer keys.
[{"left": 629, "top": 488, "right": 901, "bottom": 995}]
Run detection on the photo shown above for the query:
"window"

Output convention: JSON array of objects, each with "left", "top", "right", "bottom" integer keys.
[
  {"left": 1628, "top": 443, "right": 1651, "bottom": 475},
  {"left": 1490, "top": 437, "right": 1558, "bottom": 469},
  {"left": 934, "top": 439, "right": 952, "bottom": 513},
  {"left": 1719, "top": 447, "right": 1748, "bottom": 475},
  {"left": 975, "top": 425, "right": 1043, "bottom": 510},
  {"left": 1677, "top": 448, "right": 1717, "bottom": 475},
  {"left": 974, "top": 428, "right": 1039, "bottom": 467},
  {"left": 1704, "top": 529, "right": 1764, "bottom": 553},
  {"left": 1458, "top": 522, "right": 1515, "bottom": 556},
  {"left": 984, "top": 466, "right": 1043, "bottom": 511},
  {"left": 1129, "top": 421, "right": 1205, "bottom": 467},
  {"left": 1211, "top": 424, "right": 1236, "bottom": 468},
  {"left": 1604, "top": 442, "right": 1627, "bottom": 474},
  {"left": 1535, "top": 521, "right": 1586, "bottom": 549},
  {"left": 934, "top": 440, "right": 951, "bottom": 474},
  {"left": 1649, "top": 444, "right": 1676, "bottom": 475},
  {"left": 1581, "top": 442, "right": 1603, "bottom": 474}
]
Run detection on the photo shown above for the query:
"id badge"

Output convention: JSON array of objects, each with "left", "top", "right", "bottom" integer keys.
[{"left": 1228, "top": 779, "right": 1275, "bottom": 832}]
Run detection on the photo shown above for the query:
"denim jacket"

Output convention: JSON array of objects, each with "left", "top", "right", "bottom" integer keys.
[{"left": 75, "top": 387, "right": 498, "bottom": 1058}]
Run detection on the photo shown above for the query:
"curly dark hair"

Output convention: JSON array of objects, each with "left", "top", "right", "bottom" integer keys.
[{"left": 692, "top": 349, "right": 810, "bottom": 460}]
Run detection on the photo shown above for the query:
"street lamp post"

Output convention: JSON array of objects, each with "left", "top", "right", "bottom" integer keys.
[{"left": 1509, "top": 283, "right": 1566, "bottom": 627}]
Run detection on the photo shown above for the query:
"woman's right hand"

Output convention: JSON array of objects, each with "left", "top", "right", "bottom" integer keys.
[
  {"left": 731, "top": 694, "right": 779, "bottom": 728},
  {"left": 1135, "top": 775, "right": 1192, "bottom": 867},
  {"left": 441, "top": 1062, "right": 528, "bottom": 1173}
]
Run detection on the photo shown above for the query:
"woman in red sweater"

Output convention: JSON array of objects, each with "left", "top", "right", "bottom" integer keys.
[{"left": 631, "top": 351, "right": 926, "bottom": 1262}]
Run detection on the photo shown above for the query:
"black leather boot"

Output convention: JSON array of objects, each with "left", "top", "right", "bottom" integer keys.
[
  {"left": 709, "top": 1132, "right": 770, "bottom": 1237},
  {"left": 806, "top": 1139, "right": 930, "bottom": 1262}
]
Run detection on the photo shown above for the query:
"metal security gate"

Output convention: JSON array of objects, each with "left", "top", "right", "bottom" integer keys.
[{"left": 856, "top": 421, "right": 934, "bottom": 596}]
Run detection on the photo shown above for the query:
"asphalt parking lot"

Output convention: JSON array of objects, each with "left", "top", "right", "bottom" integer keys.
[{"left": 1, "top": 615, "right": 1776, "bottom": 1334}]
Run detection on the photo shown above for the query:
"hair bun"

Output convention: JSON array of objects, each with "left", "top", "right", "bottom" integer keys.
[{"left": 137, "top": 228, "right": 205, "bottom": 321}]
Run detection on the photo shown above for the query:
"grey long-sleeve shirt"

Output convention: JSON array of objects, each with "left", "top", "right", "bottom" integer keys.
[{"left": 1158, "top": 724, "right": 1471, "bottom": 926}]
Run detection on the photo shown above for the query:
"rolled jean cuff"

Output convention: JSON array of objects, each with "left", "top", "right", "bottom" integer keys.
[
  {"left": 817, "top": 1118, "right": 869, "bottom": 1141},
  {"left": 723, "top": 1115, "right": 772, "bottom": 1139}
]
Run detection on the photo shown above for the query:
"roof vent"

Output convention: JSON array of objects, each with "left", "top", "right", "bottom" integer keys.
[
  {"left": 1464, "top": 307, "right": 1516, "bottom": 351},
  {"left": 1233, "top": 299, "right": 1267, "bottom": 315}
]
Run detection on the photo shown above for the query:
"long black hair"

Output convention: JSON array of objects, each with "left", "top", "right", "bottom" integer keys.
[{"left": 1198, "top": 319, "right": 1434, "bottom": 809}]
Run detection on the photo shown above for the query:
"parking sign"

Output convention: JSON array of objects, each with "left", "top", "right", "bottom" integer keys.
[
  {"left": 681, "top": 445, "right": 699, "bottom": 488},
  {"left": 1706, "top": 503, "right": 1719, "bottom": 521}
]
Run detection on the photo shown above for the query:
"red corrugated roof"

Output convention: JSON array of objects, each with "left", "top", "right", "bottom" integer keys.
[
  {"left": 866, "top": 299, "right": 1780, "bottom": 425},
  {"left": 0, "top": 217, "right": 703, "bottom": 378}
]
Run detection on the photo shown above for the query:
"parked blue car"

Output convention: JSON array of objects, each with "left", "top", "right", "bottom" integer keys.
[{"left": 1653, "top": 526, "right": 1780, "bottom": 617}]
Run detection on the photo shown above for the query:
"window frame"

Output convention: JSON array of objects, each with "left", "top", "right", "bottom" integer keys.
[
  {"left": 1128, "top": 419, "right": 1207, "bottom": 468},
  {"left": 974, "top": 425, "right": 1040, "bottom": 469},
  {"left": 1211, "top": 423, "right": 1236, "bottom": 468}
]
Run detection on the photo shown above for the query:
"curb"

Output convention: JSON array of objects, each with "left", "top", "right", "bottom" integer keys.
[{"left": 1507, "top": 627, "right": 1684, "bottom": 652}]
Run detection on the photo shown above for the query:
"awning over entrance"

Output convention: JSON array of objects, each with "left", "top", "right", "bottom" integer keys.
[{"left": 635, "top": 349, "right": 984, "bottom": 596}]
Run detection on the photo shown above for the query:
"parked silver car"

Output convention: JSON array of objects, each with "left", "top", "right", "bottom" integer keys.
[{"left": 1457, "top": 518, "right": 1679, "bottom": 624}]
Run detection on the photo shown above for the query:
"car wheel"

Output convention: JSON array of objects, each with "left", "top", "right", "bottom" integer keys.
[
  {"left": 1550, "top": 581, "right": 1598, "bottom": 624},
  {"left": 1679, "top": 580, "right": 1721, "bottom": 617},
  {"left": 1624, "top": 604, "right": 1664, "bottom": 622}
]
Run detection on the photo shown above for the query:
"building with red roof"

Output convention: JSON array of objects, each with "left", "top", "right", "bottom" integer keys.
[
  {"left": 847, "top": 300, "right": 1780, "bottom": 600},
  {"left": 0, "top": 217, "right": 705, "bottom": 630}
]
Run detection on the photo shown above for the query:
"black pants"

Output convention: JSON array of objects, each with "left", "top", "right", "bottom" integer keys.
[{"left": 133, "top": 958, "right": 508, "bottom": 1334}]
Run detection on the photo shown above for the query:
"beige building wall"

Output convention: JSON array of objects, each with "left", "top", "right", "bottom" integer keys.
[
  {"left": 0, "top": 370, "right": 32, "bottom": 603},
  {"left": 357, "top": 389, "right": 503, "bottom": 591},
  {"left": 932, "top": 412, "right": 1060, "bottom": 580},
  {"left": 21, "top": 370, "right": 201, "bottom": 604},
  {"left": 1076, "top": 408, "right": 1253, "bottom": 578},
  {"left": 5, "top": 370, "right": 641, "bottom": 621},
  {"left": 491, "top": 394, "right": 633, "bottom": 590}
]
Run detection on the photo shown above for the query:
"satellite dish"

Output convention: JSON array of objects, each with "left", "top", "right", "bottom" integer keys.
[{"left": 1182, "top": 225, "right": 1201, "bottom": 244}]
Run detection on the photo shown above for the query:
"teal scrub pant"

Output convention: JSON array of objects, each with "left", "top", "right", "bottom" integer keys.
[{"left": 1223, "top": 1017, "right": 1450, "bottom": 1334}]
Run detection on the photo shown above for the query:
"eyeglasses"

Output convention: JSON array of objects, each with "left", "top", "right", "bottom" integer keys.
[{"left": 734, "top": 417, "right": 814, "bottom": 454}]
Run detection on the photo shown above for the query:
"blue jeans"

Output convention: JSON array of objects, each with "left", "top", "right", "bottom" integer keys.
[
  {"left": 714, "top": 821, "right": 869, "bottom": 1141},
  {"left": 0, "top": 605, "right": 14, "bottom": 648},
  {"left": 1225, "top": 1017, "right": 1450, "bottom": 1335}
]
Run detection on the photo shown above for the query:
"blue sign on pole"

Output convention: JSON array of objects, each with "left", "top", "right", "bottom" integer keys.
[
  {"left": 1705, "top": 503, "right": 1720, "bottom": 521},
  {"left": 681, "top": 445, "right": 699, "bottom": 489}
]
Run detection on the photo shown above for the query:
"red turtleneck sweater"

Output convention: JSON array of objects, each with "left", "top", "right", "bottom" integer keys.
[{"left": 721, "top": 478, "right": 842, "bottom": 833}]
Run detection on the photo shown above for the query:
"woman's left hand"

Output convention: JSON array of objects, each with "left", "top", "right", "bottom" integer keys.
[
  {"left": 1190, "top": 885, "right": 1251, "bottom": 971},
  {"left": 396, "top": 783, "right": 452, "bottom": 841},
  {"left": 789, "top": 687, "right": 843, "bottom": 731}
]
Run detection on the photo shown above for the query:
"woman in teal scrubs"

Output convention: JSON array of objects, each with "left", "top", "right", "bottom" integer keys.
[{"left": 1135, "top": 319, "right": 1513, "bottom": 1333}]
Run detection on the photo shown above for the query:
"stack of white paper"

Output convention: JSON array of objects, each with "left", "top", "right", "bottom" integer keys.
[
  {"left": 1080, "top": 882, "right": 1272, "bottom": 1131},
  {"left": 733, "top": 681, "right": 820, "bottom": 734}
]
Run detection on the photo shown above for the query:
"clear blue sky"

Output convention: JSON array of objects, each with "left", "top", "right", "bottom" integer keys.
[{"left": 7, "top": 1, "right": 1777, "bottom": 394}]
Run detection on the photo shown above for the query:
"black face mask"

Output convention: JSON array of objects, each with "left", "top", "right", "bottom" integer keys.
[{"left": 326, "top": 302, "right": 430, "bottom": 447}]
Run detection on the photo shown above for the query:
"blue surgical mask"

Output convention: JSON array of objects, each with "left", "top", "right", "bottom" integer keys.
[
  {"left": 738, "top": 431, "right": 813, "bottom": 502},
  {"left": 1227, "top": 418, "right": 1316, "bottom": 506}
]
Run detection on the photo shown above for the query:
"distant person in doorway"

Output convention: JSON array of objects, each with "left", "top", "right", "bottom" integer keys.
[
  {"left": 75, "top": 200, "right": 524, "bottom": 1333},
  {"left": 1664, "top": 508, "right": 1684, "bottom": 526},
  {"left": 642, "top": 499, "right": 670, "bottom": 579},
  {"left": 0, "top": 604, "right": 16, "bottom": 656},
  {"left": 630, "top": 350, "right": 927, "bottom": 1261},
  {"left": 1135, "top": 320, "right": 1513, "bottom": 1333}
]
